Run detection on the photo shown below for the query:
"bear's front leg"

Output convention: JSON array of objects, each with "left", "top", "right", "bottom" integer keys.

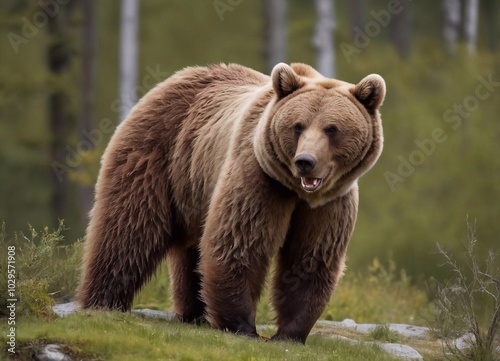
[
  {"left": 199, "top": 158, "right": 296, "bottom": 337},
  {"left": 271, "top": 189, "right": 358, "bottom": 343}
]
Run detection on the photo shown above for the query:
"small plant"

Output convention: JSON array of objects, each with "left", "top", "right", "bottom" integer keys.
[
  {"left": 368, "top": 324, "right": 406, "bottom": 343},
  {"left": 0, "top": 221, "right": 82, "bottom": 318},
  {"left": 431, "top": 220, "right": 500, "bottom": 361}
]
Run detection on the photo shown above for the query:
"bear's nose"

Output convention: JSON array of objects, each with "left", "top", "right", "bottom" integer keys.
[{"left": 294, "top": 154, "right": 317, "bottom": 175}]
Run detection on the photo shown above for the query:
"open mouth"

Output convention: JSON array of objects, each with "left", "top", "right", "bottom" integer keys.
[{"left": 300, "top": 177, "right": 323, "bottom": 192}]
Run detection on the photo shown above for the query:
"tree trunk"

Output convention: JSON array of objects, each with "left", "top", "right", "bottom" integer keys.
[
  {"left": 48, "top": 1, "right": 74, "bottom": 222},
  {"left": 464, "top": 0, "right": 479, "bottom": 55},
  {"left": 348, "top": 0, "right": 364, "bottom": 38},
  {"left": 390, "top": 0, "right": 411, "bottom": 59},
  {"left": 119, "top": 0, "right": 139, "bottom": 122},
  {"left": 262, "top": 0, "right": 287, "bottom": 74},
  {"left": 313, "top": 0, "right": 335, "bottom": 78},
  {"left": 483, "top": 0, "right": 499, "bottom": 52},
  {"left": 79, "top": 0, "right": 97, "bottom": 222},
  {"left": 443, "top": 0, "right": 461, "bottom": 55}
]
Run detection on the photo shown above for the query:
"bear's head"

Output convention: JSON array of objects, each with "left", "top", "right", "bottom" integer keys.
[{"left": 254, "top": 63, "right": 385, "bottom": 207}]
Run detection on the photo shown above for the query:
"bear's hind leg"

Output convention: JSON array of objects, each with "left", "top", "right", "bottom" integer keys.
[
  {"left": 168, "top": 245, "right": 205, "bottom": 323},
  {"left": 77, "top": 163, "right": 174, "bottom": 311},
  {"left": 77, "top": 213, "right": 171, "bottom": 311}
]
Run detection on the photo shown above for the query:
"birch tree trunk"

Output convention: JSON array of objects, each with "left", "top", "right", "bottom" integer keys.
[
  {"left": 443, "top": 0, "right": 461, "bottom": 55},
  {"left": 464, "top": 0, "right": 479, "bottom": 55},
  {"left": 119, "top": 0, "right": 139, "bottom": 122},
  {"left": 263, "top": 0, "right": 287, "bottom": 74},
  {"left": 313, "top": 0, "right": 335, "bottom": 78}
]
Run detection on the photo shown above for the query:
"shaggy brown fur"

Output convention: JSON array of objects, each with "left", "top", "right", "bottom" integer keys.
[{"left": 77, "top": 62, "right": 385, "bottom": 343}]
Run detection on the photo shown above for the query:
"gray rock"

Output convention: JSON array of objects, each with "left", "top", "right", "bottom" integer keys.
[
  {"left": 379, "top": 343, "right": 423, "bottom": 360},
  {"left": 33, "top": 344, "right": 71, "bottom": 361},
  {"left": 131, "top": 308, "right": 177, "bottom": 321},
  {"left": 354, "top": 323, "right": 430, "bottom": 339},
  {"left": 316, "top": 318, "right": 356, "bottom": 328},
  {"left": 52, "top": 302, "right": 78, "bottom": 317},
  {"left": 317, "top": 319, "right": 430, "bottom": 340},
  {"left": 340, "top": 318, "right": 357, "bottom": 327},
  {"left": 52, "top": 303, "right": 177, "bottom": 321},
  {"left": 327, "top": 334, "right": 423, "bottom": 360},
  {"left": 316, "top": 319, "right": 426, "bottom": 359},
  {"left": 454, "top": 333, "right": 476, "bottom": 350},
  {"left": 386, "top": 324, "right": 429, "bottom": 339},
  {"left": 354, "top": 323, "right": 377, "bottom": 334}
]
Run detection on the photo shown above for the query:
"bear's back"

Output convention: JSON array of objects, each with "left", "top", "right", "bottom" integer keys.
[{"left": 165, "top": 64, "right": 272, "bottom": 236}]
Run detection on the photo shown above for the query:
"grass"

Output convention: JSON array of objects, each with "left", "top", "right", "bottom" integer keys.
[
  {"left": 134, "top": 257, "right": 430, "bottom": 326},
  {"left": 368, "top": 324, "right": 407, "bottom": 344},
  {"left": 0, "top": 223, "right": 440, "bottom": 359},
  {"left": 3, "top": 312, "right": 403, "bottom": 361}
]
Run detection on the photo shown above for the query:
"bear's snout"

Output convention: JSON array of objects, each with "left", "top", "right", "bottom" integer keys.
[{"left": 294, "top": 154, "right": 317, "bottom": 175}]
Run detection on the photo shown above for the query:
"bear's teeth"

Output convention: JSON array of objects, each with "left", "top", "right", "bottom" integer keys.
[{"left": 301, "top": 177, "right": 322, "bottom": 192}]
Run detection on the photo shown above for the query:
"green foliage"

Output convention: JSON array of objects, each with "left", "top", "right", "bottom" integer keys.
[
  {"left": 322, "top": 258, "right": 429, "bottom": 325},
  {"left": 368, "top": 324, "right": 407, "bottom": 344},
  {"left": 3, "top": 312, "right": 402, "bottom": 361},
  {"left": 0, "top": 221, "right": 81, "bottom": 318}
]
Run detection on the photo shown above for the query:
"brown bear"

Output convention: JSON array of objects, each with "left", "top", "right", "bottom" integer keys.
[{"left": 77, "top": 62, "right": 385, "bottom": 343}]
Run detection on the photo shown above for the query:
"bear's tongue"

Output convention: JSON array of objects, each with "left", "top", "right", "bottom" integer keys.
[{"left": 300, "top": 177, "right": 322, "bottom": 192}]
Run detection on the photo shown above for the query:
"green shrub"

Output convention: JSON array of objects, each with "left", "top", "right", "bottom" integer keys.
[
  {"left": 0, "top": 221, "right": 82, "bottom": 318},
  {"left": 429, "top": 220, "right": 500, "bottom": 361}
]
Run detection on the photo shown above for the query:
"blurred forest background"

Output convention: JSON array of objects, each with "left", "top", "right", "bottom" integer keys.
[{"left": 0, "top": 0, "right": 499, "bottom": 287}]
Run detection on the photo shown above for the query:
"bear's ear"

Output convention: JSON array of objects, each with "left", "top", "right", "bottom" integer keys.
[
  {"left": 290, "top": 63, "right": 323, "bottom": 79},
  {"left": 271, "top": 63, "right": 305, "bottom": 99},
  {"left": 351, "top": 74, "right": 386, "bottom": 114}
]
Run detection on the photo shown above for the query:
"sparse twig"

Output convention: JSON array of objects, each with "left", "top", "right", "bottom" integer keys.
[{"left": 432, "top": 219, "right": 499, "bottom": 361}]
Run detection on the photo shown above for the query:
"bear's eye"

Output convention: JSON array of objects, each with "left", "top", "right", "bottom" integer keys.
[
  {"left": 325, "top": 125, "right": 338, "bottom": 135},
  {"left": 293, "top": 124, "right": 303, "bottom": 135}
]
